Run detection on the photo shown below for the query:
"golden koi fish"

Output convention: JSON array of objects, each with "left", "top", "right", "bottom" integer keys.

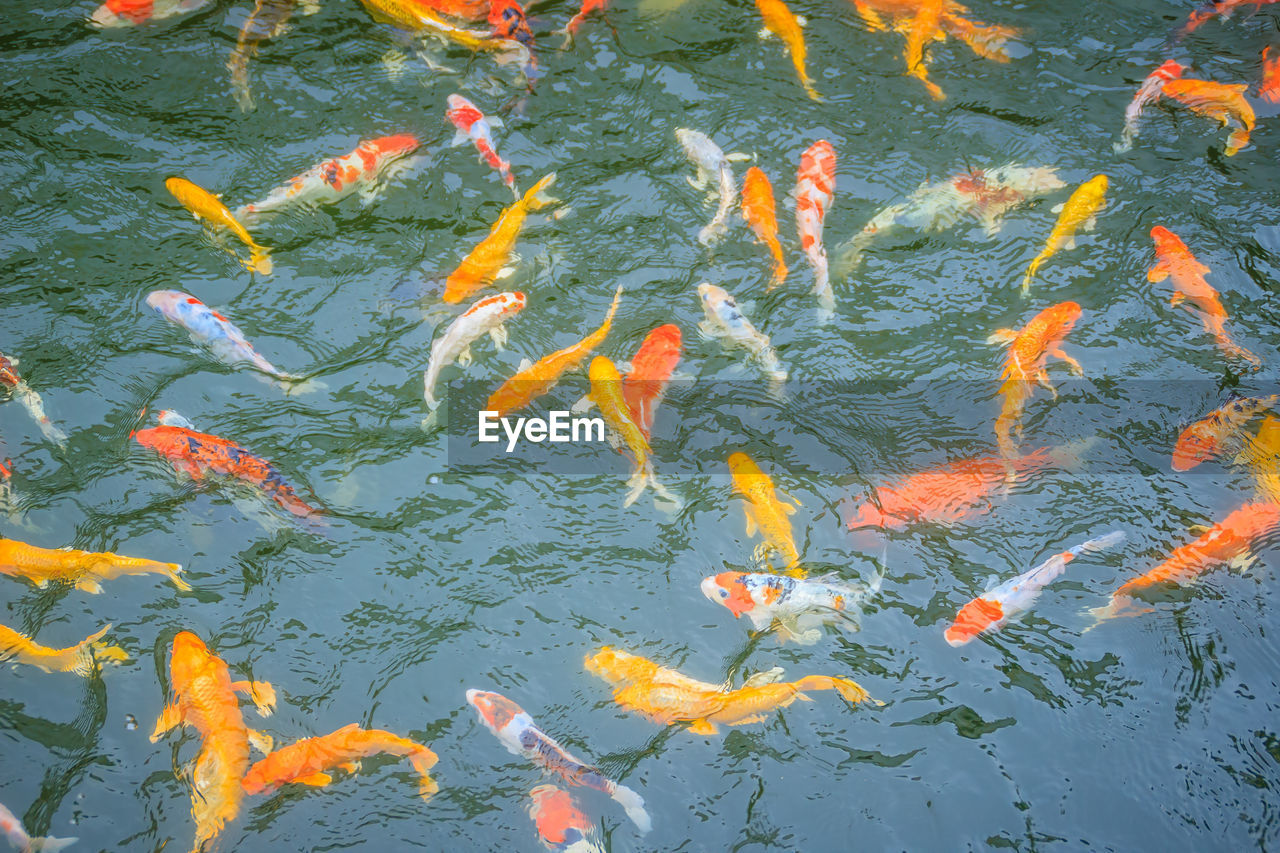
[
  {"left": 755, "top": 0, "right": 820, "bottom": 101},
  {"left": 585, "top": 647, "right": 782, "bottom": 693},
  {"left": 1021, "top": 174, "right": 1108, "bottom": 293},
  {"left": 0, "top": 537, "right": 188, "bottom": 594},
  {"left": 728, "top": 452, "right": 803, "bottom": 575},
  {"left": 359, "top": 0, "right": 530, "bottom": 65},
  {"left": 1237, "top": 414, "right": 1280, "bottom": 503},
  {"left": 165, "top": 177, "right": 272, "bottom": 275},
  {"left": 444, "top": 173, "right": 558, "bottom": 304},
  {"left": 0, "top": 623, "right": 128, "bottom": 675},
  {"left": 903, "top": 0, "right": 946, "bottom": 100}
]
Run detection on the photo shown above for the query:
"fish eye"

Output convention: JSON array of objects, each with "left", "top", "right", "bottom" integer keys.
[{"left": 719, "top": 588, "right": 728, "bottom": 598}]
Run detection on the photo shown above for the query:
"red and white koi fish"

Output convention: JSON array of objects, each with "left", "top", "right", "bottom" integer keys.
[
  {"left": 446, "top": 95, "right": 516, "bottom": 196},
  {"left": 423, "top": 291, "right": 526, "bottom": 412},
  {"left": 795, "top": 139, "right": 837, "bottom": 320},
  {"left": 561, "top": 0, "right": 606, "bottom": 45},
  {"left": 0, "top": 353, "right": 67, "bottom": 449},
  {"left": 1115, "top": 60, "right": 1184, "bottom": 153},
  {"left": 466, "top": 689, "right": 651, "bottom": 832},
  {"left": 91, "top": 0, "right": 209, "bottom": 27},
  {"left": 944, "top": 531, "right": 1124, "bottom": 646},
  {"left": 0, "top": 801, "right": 76, "bottom": 853},
  {"left": 622, "top": 324, "right": 682, "bottom": 441},
  {"left": 701, "top": 568, "right": 882, "bottom": 644},
  {"left": 528, "top": 785, "right": 603, "bottom": 853},
  {"left": 235, "top": 135, "right": 421, "bottom": 224}
]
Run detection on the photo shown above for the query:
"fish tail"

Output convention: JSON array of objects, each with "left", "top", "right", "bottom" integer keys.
[
  {"left": 944, "top": 16, "right": 1019, "bottom": 62},
  {"left": 1216, "top": 333, "right": 1261, "bottom": 368},
  {"left": 1021, "top": 253, "right": 1045, "bottom": 293},
  {"left": 24, "top": 835, "right": 78, "bottom": 852},
  {"left": 623, "top": 464, "right": 651, "bottom": 508},
  {"left": 767, "top": 240, "right": 788, "bottom": 290},
  {"left": 411, "top": 747, "right": 440, "bottom": 800},
  {"left": 71, "top": 624, "right": 128, "bottom": 675},
  {"left": 165, "top": 563, "right": 192, "bottom": 592},
  {"left": 830, "top": 675, "right": 881, "bottom": 706},
  {"left": 244, "top": 246, "right": 273, "bottom": 276},
  {"left": 1077, "top": 531, "right": 1126, "bottom": 556},
  {"left": 277, "top": 374, "right": 329, "bottom": 395},
  {"left": 609, "top": 782, "right": 651, "bottom": 833},
  {"left": 523, "top": 172, "right": 558, "bottom": 210}
]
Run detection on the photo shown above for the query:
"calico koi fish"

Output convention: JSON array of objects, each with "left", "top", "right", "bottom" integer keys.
[
  {"left": 444, "top": 173, "right": 558, "bottom": 304},
  {"left": 987, "top": 301, "right": 1083, "bottom": 460},
  {"left": 1172, "top": 395, "right": 1276, "bottom": 471},
  {"left": 755, "top": 0, "right": 820, "bottom": 101},
  {"left": 0, "top": 537, "right": 187, "bottom": 594},
  {"left": 0, "top": 801, "right": 75, "bottom": 853},
  {"left": 1148, "top": 226, "right": 1259, "bottom": 367},
  {"left": 727, "top": 452, "right": 802, "bottom": 575},
  {"left": 1260, "top": 46, "right": 1280, "bottom": 103},
  {"left": 465, "top": 689, "right": 651, "bottom": 832},
  {"left": 622, "top": 324, "right": 682, "bottom": 441},
  {"left": 165, "top": 177, "right": 272, "bottom": 275},
  {"left": 0, "top": 353, "right": 68, "bottom": 448},
  {"left": 1160, "top": 78, "right": 1256, "bottom": 156},
  {"left": 446, "top": 95, "right": 516, "bottom": 196},
  {"left": 242, "top": 723, "right": 439, "bottom": 800},
  {"left": 0, "top": 623, "right": 128, "bottom": 675},
  {"left": 235, "top": 135, "right": 421, "bottom": 223},
  {"left": 1020, "top": 175, "right": 1107, "bottom": 292},
  {"left": 486, "top": 285, "right": 621, "bottom": 417},
  {"left": 741, "top": 166, "right": 787, "bottom": 289},
  {"left": 424, "top": 291, "right": 526, "bottom": 412},
  {"left": 1115, "top": 60, "right": 1184, "bottom": 153},
  {"left": 91, "top": 0, "right": 210, "bottom": 27},
  {"left": 151, "top": 632, "right": 276, "bottom": 853},
  {"left": 1087, "top": 503, "right": 1280, "bottom": 626},
  {"left": 835, "top": 164, "right": 1064, "bottom": 273},
  {"left": 944, "top": 531, "right": 1124, "bottom": 646},
  {"left": 795, "top": 139, "right": 837, "bottom": 318},
  {"left": 697, "top": 283, "right": 786, "bottom": 388},
  {"left": 701, "top": 568, "right": 882, "bottom": 644},
  {"left": 675, "top": 129, "right": 749, "bottom": 246},
  {"left": 227, "top": 0, "right": 300, "bottom": 111},
  {"left": 528, "top": 785, "right": 603, "bottom": 853}
]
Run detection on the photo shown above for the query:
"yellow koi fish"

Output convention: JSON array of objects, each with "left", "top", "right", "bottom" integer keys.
[
  {"left": 1237, "top": 414, "right": 1280, "bottom": 503},
  {"left": 755, "top": 0, "right": 821, "bottom": 101},
  {"left": 903, "top": 0, "right": 946, "bottom": 100},
  {"left": 728, "top": 452, "right": 803, "bottom": 575},
  {"left": 0, "top": 623, "right": 128, "bottom": 675},
  {"left": 1021, "top": 174, "right": 1108, "bottom": 293},
  {"left": 0, "top": 537, "right": 189, "bottom": 594},
  {"left": 444, "top": 173, "right": 558, "bottom": 304},
  {"left": 165, "top": 177, "right": 272, "bottom": 275}
]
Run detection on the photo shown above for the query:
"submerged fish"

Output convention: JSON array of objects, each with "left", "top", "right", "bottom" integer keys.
[
  {"left": 1172, "top": 394, "right": 1276, "bottom": 471},
  {"left": 1173, "top": 0, "right": 1279, "bottom": 42},
  {"left": 359, "top": 0, "right": 532, "bottom": 69},
  {"left": 728, "top": 451, "right": 803, "bottom": 575},
  {"left": 741, "top": 166, "right": 787, "bottom": 289},
  {"left": 466, "top": 689, "right": 651, "bottom": 832},
  {"left": 528, "top": 785, "right": 603, "bottom": 853},
  {"left": 242, "top": 723, "right": 438, "bottom": 800},
  {"left": 944, "top": 531, "right": 1124, "bottom": 646},
  {"left": 0, "top": 622, "right": 128, "bottom": 675},
  {"left": 697, "top": 282, "right": 786, "bottom": 388},
  {"left": 701, "top": 569, "right": 882, "bottom": 644},
  {"left": 1161, "top": 77, "right": 1256, "bottom": 156},
  {"left": 0, "top": 801, "right": 75, "bottom": 853},
  {"left": 1260, "top": 46, "right": 1280, "bottom": 103},
  {"left": 0, "top": 353, "right": 68, "bottom": 448},
  {"left": 1020, "top": 175, "right": 1107, "bottom": 292},
  {"left": 622, "top": 324, "right": 682, "bottom": 441},
  {"left": 0, "top": 537, "right": 187, "bottom": 594},
  {"left": 227, "top": 0, "right": 299, "bottom": 111},
  {"left": 755, "top": 0, "right": 820, "bottom": 100},
  {"left": 446, "top": 94, "right": 516, "bottom": 195},
  {"left": 424, "top": 291, "right": 526, "bottom": 412},
  {"left": 1237, "top": 415, "right": 1280, "bottom": 502},
  {"left": 91, "top": 0, "right": 210, "bottom": 27},
  {"left": 165, "top": 177, "right": 272, "bottom": 275},
  {"left": 675, "top": 129, "right": 749, "bottom": 246},
  {"left": 1115, "top": 60, "right": 1184, "bottom": 153},
  {"left": 585, "top": 647, "right": 744, "bottom": 694},
  {"left": 795, "top": 139, "right": 837, "bottom": 318},
  {"left": 444, "top": 173, "right": 558, "bottom": 304},
  {"left": 902, "top": 0, "right": 947, "bottom": 100},
  {"left": 561, "top": 0, "right": 606, "bottom": 44}
]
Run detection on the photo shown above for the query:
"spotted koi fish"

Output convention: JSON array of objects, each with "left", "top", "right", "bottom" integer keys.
[
  {"left": 1172, "top": 394, "right": 1276, "bottom": 471},
  {"left": 447, "top": 94, "right": 516, "bottom": 195},
  {"left": 795, "top": 139, "right": 837, "bottom": 320},
  {"left": 701, "top": 569, "right": 882, "bottom": 644}
]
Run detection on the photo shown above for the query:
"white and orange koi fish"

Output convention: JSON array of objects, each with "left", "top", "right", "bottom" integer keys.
[
  {"left": 795, "top": 139, "right": 837, "bottom": 320},
  {"left": 446, "top": 95, "right": 516, "bottom": 196}
]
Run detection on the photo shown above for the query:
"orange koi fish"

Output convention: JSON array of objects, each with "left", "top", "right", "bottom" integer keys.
[
  {"left": 1261, "top": 46, "right": 1280, "bottom": 103},
  {"left": 0, "top": 623, "right": 128, "bottom": 675},
  {"left": 741, "top": 166, "right": 787, "bottom": 289},
  {"left": 754, "top": 0, "right": 821, "bottom": 101},
  {"left": 152, "top": 632, "right": 276, "bottom": 853},
  {"left": 165, "top": 177, "right": 272, "bottom": 275},
  {"left": 91, "top": 0, "right": 209, "bottom": 26},
  {"left": 486, "top": 285, "right": 622, "bottom": 416},
  {"left": 795, "top": 139, "right": 837, "bottom": 319},
  {"left": 242, "top": 723, "right": 438, "bottom": 799},
  {"left": 528, "top": 785, "right": 603, "bottom": 852},
  {"left": 561, "top": 0, "right": 606, "bottom": 44},
  {"left": 986, "top": 301, "right": 1083, "bottom": 460},
  {"left": 728, "top": 451, "right": 803, "bottom": 575},
  {"left": 1148, "top": 226, "right": 1259, "bottom": 367},
  {"left": 622, "top": 324, "right": 682, "bottom": 441},
  {"left": 0, "top": 537, "right": 187, "bottom": 594},
  {"left": 585, "top": 647, "right": 738, "bottom": 693},
  {"left": 1237, "top": 415, "right": 1280, "bottom": 502},
  {"left": 1174, "top": 0, "right": 1279, "bottom": 41},
  {"left": 359, "top": 0, "right": 531, "bottom": 68},
  {"left": 1160, "top": 78, "right": 1256, "bottom": 156},
  {"left": 444, "top": 173, "right": 558, "bottom": 304},
  {"left": 902, "top": 0, "right": 946, "bottom": 100},
  {"left": 1088, "top": 502, "right": 1280, "bottom": 626},
  {"left": 1172, "top": 394, "right": 1276, "bottom": 471}
]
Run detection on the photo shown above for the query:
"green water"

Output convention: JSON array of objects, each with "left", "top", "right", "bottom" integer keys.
[{"left": 3, "top": 0, "right": 1280, "bottom": 849}]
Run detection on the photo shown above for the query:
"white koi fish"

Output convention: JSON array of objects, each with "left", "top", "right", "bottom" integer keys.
[
  {"left": 424, "top": 291, "right": 526, "bottom": 412},
  {"left": 0, "top": 354, "right": 67, "bottom": 449},
  {"left": 0, "top": 800, "right": 76, "bottom": 852},
  {"left": 446, "top": 95, "right": 517, "bottom": 196},
  {"left": 696, "top": 282, "right": 786, "bottom": 389},
  {"left": 675, "top": 128, "right": 750, "bottom": 246}
]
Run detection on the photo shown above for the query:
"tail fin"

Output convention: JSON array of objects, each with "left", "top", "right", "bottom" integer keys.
[
  {"left": 166, "top": 564, "right": 192, "bottom": 592},
  {"left": 609, "top": 783, "right": 651, "bottom": 833},
  {"left": 277, "top": 374, "right": 328, "bottom": 396},
  {"left": 831, "top": 676, "right": 882, "bottom": 706},
  {"left": 522, "top": 173, "right": 559, "bottom": 211},
  {"left": 1021, "top": 253, "right": 1045, "bottom": 294},
  {"left": 1077, "top": 531, "right": 1126, "bottom": 556},
  {"left": 25, "top": 836, "right": 78, "bottom": 853},
  {"left": 411, "top": 748, "right": 440, "bottom": 800},
  {"left": 244, "top": 248, "right": 273, "bottom": 276},
  {"left": 77, "top": 624, "right": 129, "bottom": 674}
]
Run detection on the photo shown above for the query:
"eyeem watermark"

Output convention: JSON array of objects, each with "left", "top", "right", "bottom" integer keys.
[{"left": 478, "top": 410, "right": 606, "bottom": 453}]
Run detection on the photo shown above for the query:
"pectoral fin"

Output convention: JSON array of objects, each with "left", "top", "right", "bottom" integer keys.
[
  {"left": 985, "top": 329, "right": 1017, "bottom": 345},
  {"left": 570, "top": 394, "right": 595, "bottom": 415},
  {"left": 1148, "top": 265, "right": 1170, "bottom": 283},
  {"left": 296, "top": 772, "right": 332, "bottom": 787},
  {"left": 247, "top": 728, "right": 274, "bottom": 755},
  {"left": 688, "top": 719, "right": 719, "bottom": 735},
  {"left": 457, "top": 346, "right": 474, "bottom": 367},
  {"left": 517, "top": 358, "right": 534, "bottom": 372},
  {"left": 1230, "top": 553, "right": 1259, "bottom": 573},
  {"left": 450, "top": 130, "right": 469, "bottom": 147},
  {"left": 488, "top": 325, "right": 508, "bottom": 351},
  {"left": 742, "top": 504, "right": 758, "bottom": 537},
  {"left": 150, "top": 703, "right": 182, "bottom": 742},
  {"left": 1170, "top": 291, "right": 1186, "bottom": 306},
  {"left": 76, "top": 579, "right": 103, "bottom": 594},
  {"left": 495, "top": 265, "right": 517, "bottom": 280},
  {"left": 726, "top": 714, "right": 768, "bottom": 726}
]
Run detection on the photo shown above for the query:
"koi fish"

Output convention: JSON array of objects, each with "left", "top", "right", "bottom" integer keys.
[
  {"left": 486, "top": 285, "right": 621, "bottom": 417},
  {"left": 852, "top": 0, "right": 1020, "bottom": 61},
  {"left": 577, "top": 356, "right": 679, "bottom": 509},
  {"left": 902, "top": 0, "right": 946, "bottom": 100},
  {"left": 358, "top": 0, "right": 532, "bottom": 69},
  {"left": 487, "top": 0, "right": 537, "bottom": 75},
  {"left": 1115, "top": 60, "right": 1184, "bottom": 153},
  {"left": 146, "top": 290, "right": 317, "bottom": 389},
  {"left": 987, "top": 301, "right": 1083, "bottom": 460},
  {"left": 242, "top": 723, "right": 438, "bottom": 800},
  {"left": 585, "top": 647, "right": 739, "bottom": 693},
  {"left": 151, "top": 632, "right": 276, "bottom": 853},
  {"left": 0, "top": 623, "right": 128, "bottom": 675},
  {"left": 741, "top": 166, "right": 787, "bottom": 289},
  {"left": 446, "top": 95, "right": 516, "bottom": 196},
  {"left": 444, "top": 173, "right": 558, "bottom": 304},
  {"left": 795, "top": 139, "right": 837, "bottom": 319},
  {"left": 1237, "top": 415, "right": 1280, "bottom": 502},
  {"left": 1020, "top": 175, "right": 1107, "bottom": 292},
  {"left": 0, "top": 537, "right": 187, "bottom": 594},
  {"left": 1173, "top": 0, "right": 1279, "bottom": 41},
  {"left": 1173, "top": 395, "right": 1276, "bottom": 471},
  {"left": 834, "top": 164, "right": 1064, "bottom": 274},
  {"left": 847, "top": 443, "right": 1087, "bottom": 531},
  {"left": 0, "top": 354, "right": 68, "bottom": 449},
  {"left": 561, "top": 0, "right": 606, "bottom": 45},
  {"left": 424, "top": 291, "right": 526, "bottom": 413},
  {"left": 945, "top": 531, "right": 1124, "bottom": 646},
  {"left": 227, "top": 0, "right": 299, "bottom": 111},
  {"left": 1260, "top": 46, "right": 1280, "bottom": 103},
  {"left": 701, "top": 569, "right": 882, "bottom": 644},
  {"left": 90, "top": 0, "right": 210, "bottom": 27},
  {"left": 675, "top": 129, "right": 749, "bottom": 246},
  {"left": 528, "top": 785, "right": 603, "bottom": 853},
  {"left": 235, "top": 135, "right": 421, "bottom": 223},
  {"left": 1148, "top": 226, "right": 1259, "bottom": 367},
  {"left": 165, "top": 177, "right": 272, "bottom": 275},
  {"left": 0, "top": 801, "right": 75, "bottom": 853},
  {"left": 133, "top": 415, "right": 320, "bottom": 520},
  {"left": 1087, "top": 502, "right": 1280, "bottom": 626},
  {"left": 727, "top": 452, "right": 802, "bottom": 575},
  {"left": 1160, "top": 78, "right": 1256, "bottom": 156},
  {"left": 622, "top": 324, "right": 682, "bottom": 441},
  {"left": 697, "top": 282, "right": 786, "bottom": 388},
  {"left": 465, "top": 689, "right": 651, "bottom": 832},
  {"left": 755, "top": 0, "right": 820, "bottom": 100}
]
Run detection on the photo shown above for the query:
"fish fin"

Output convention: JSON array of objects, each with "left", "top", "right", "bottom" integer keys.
[
  {"left": 1064, "top": 236, "right": 1076, "bottom": 251},
  {"left": 488, "top": 325, "right": 508, "bottom": 351},
  {"left": 985, "top": 329, "right": 1017, "bottom": 345},
  {"left": 1169, "top": 291, "right": 1186, "bottom": 306},
  {"left": 75, "top": 579, "right": 103, "bottom": 594},
  {"left": 742, "top": 504, "right": 758, "bottom": 537},
  {"left": 727, "top": 714, "right": 769, "bottom": 726},
  {"left": 727, "top": 152, "right": 754, "bottom": 163},
  {"left": 781, "top": 498, "right": 798, "bottom": 515},
  {"left": 1230, "top": 553, "right": 1259, "bottom": 573},
  {"left": 24, "top": 835, "right": 78, "bottom": 852},
  {"left": 696, "top": 320, "right": 719, "bottom": 340},
  {"left": 296, "top": 772, "right": 332, "bottom": 787},
  {"left": 758, "top": 26, "right": 772, "bottom": 39},
  {"left": 457, "top": 346, "right": 473, "bottom": 367},
  {"left": 796, "top": 14, "right": 807, "bottom": 26},
  {"left": 339, "top": 760, "right": 362, "bottom": 774},
  {"left": 244, "top": 249, "right": 272, "bottom": 276},
  {"left": 570, "top": 393, "right": 595, "bottom": 416},
  {"left": 231, "top": 679, "right": 277, "bottom": 716},
  {"left": 687, "top": 719, "right": 719, "bottom": 735},
  {"left": 1051, "top": 202, "right": 1065, "bottom": 214},
  {"left": 150, "top": 704, "right": 182, "bottom": 742},
  {"left": 1083, "top": 215, "right": 1098, "bottom": 232},
  {"left": 450, "top": 130, "right": 469, "bottom": 147},
  {"left": 610, "top": 783, "right": 651, "bottom": 833},
  {"left": 247, "top": 728, "right": 274, "bottom": 755},
  {"left": 1148, "top": 265, "right": 1170, "bottom": 283},
  {"left": 517, "top": 357, "right": 534, "bottom": 372},
  {"left": 609, "top": 429, "right": 624, "bottom": 452},
  {"left": 495, "top": 265, "right": 517, "bottom": 280}
]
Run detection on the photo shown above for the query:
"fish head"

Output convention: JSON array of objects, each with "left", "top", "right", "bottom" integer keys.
[
  {"left": 240, "top": 760, "right": 274, "bottom": 796},
  {"left": 1149, "top": 225, "right": 1182, "bottom": 254},
  {"left": 587, "top": 355, "right": 622, "bottom": 385},
  {"left": 500, "top": 291, "right": 527, "bottom": 317},
  {"left": 445, "top": 93, "right": 471, "bottom": 115},
  {"left": 488, "top": 0, "right": 534, "bottom": 47},
  {"left": 90, "top": 0, "right": 155, "bottom": 27},
  {"left": 701, "top": 572, "right": 756, "bottom": 617},
  {"left": 696, "top": 282, "right": 728, "bottom": 313},
  {"left": 647, "top": 323, "right": 683, "bottom": 352},
  {"left": 528, "top": 784, "right": 589, "bottom": 846},
  {"left": 0, "top": 355, "right": 19, "bottom": 388},
  {"left": 145, "top": 289, "right": 198, "bottom": 320},
  {"left": 1157, "top": 59, "right": 1186, "bottom": 79},
  {"left": 583, "top": 646, "right": 650, "bottom": 685},
  {"left": 466, "top": 688, "right": 526, "bottom": 733},
  {"left": 157, "top": 409, "right": 196, "bottom": 429},
  {"left": 1043, "top": 301, "right": 1082, "bottom": 339},
  {"left": 943, "top": 597, "right": 1005, "bottom": 647},
  {"left": 1171, "top": 422, "right": 1215, "bottom": 471},
  {"left": 169, "top": 631, "right": 217, "bottom": 683}
]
